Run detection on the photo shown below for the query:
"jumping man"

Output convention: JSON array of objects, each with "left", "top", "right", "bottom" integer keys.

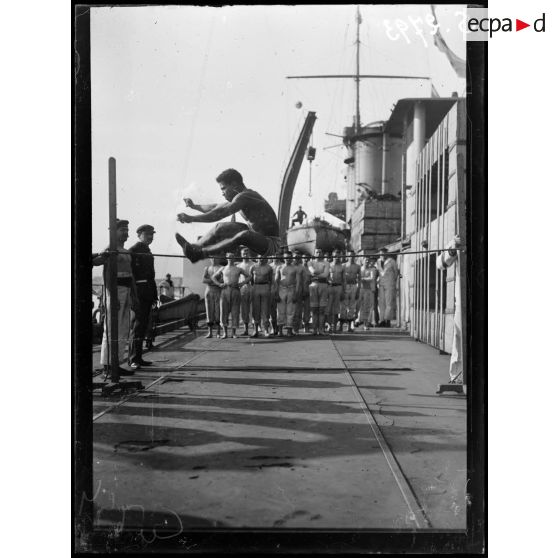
[{"left": 176, "top": 168, "right": 281, "bottom": 261}]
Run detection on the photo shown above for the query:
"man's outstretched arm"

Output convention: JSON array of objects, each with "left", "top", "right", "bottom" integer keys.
[
  {"left": 178, "top": 198, "right": 243, "bottom": 224},
  {"left": 183, "top": 198, "right": 218, "bottom": 214}
]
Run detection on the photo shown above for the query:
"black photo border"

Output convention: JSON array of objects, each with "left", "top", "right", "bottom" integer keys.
[{"left": 73, "top": 2, "right": 487, "bottom": 554}]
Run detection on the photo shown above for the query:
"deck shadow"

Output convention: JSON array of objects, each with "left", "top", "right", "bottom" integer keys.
[
  {"left": 94, "top": 396, "right": 461, "bottom": 473},
  {"left": 159, "top": 376, "right": 348, "bottom": 389}
]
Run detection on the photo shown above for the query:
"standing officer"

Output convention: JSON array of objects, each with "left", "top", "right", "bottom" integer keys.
[
  {"left": 93, "top": 219, "right": 137, "bottom": 376},
  {"left": 129, "top": 224, "right": 158, "bottom": 370}
]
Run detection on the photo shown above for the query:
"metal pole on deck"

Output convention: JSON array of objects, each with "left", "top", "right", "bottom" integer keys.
[{"left": 108, "top": 157, "right": 120, "bottom": 383}]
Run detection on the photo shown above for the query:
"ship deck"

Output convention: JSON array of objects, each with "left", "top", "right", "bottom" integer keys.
[{"left": 89, "top": 325, "right": 466, "bottom": 543}]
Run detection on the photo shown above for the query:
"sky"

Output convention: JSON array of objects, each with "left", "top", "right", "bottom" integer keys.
[{"left": 91, "top": 4, "right": 465, "bottom": 277}]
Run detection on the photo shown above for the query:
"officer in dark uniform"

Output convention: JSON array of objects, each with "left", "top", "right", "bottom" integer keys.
[{"left": 128, "top": 224, "right": 158, "bottom": 370}]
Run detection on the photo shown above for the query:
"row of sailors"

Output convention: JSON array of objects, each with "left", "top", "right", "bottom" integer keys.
[{"left": 203, "top": 247, "right": 399, "bottom": 339}]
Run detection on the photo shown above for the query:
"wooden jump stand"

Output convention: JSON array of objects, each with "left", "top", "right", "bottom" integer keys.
[{"left": 94, "top": 157, "right": 144, "bottom": 397}]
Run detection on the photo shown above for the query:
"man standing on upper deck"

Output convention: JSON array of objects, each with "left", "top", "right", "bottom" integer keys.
[
  {"left": 376, "top": 248, "right": 399, "bottom": 328},
  {"left": 238, "top": 247, "right": 254, "bottom": 336},
  {"left": 93, "top": 219, "right": 137, "bottom": 376},
  {"left": 327, "top": 250, "right": 345, "bottom": 334},
  {"left": 276, "top": 250, "right": 301, "bottom": 337},
  {"left": 128, "top": 224, "right": 158, "bottom": 370},
  {"left": 202, "top": 256, "right": 223, "bottom": 339},
  {"left": 308, "top": 248, "right": 330, "bottom": 336},
  {"left": 176, "top": 168, "right": 281, "bottom": 261},
  {"left": 342, "top": 249, "right": 361, "bottom": 332},
  {"left": 250, "top": 255, "right": 274, "bottom": 338},
  {"left": 212, "top": 252, "right": 250, "bottom": 339},
  {"left": 291, "top": 206, "right": 307, "bottom": 227}
]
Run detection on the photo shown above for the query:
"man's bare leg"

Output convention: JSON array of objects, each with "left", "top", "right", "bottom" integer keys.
[
  {"left": 311, "top": 309, "right": 319, "bottom": 335},
  {"left": 318, "top": 311, "right": 326, "bottom": 335},
  {"left": 176, "top": 224, "right": 270, "bottom": 262},
  {"left": 221, "top": 326, "right": 228, "bottom": 339}
]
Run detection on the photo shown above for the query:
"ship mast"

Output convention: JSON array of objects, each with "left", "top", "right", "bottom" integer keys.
[
  {"left": 287, "top": 5, "right": 430, "bottom": 134},
  {"left": 355, "top": 5, "right": 361, "bottom": 132}
]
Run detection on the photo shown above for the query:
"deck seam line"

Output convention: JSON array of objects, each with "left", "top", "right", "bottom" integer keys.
[
  {"left": 92, "top": 341, "right": 216, "bottom": 422},
  {"left": 330, "top": 338, "right": 432, "bottom": 529}
]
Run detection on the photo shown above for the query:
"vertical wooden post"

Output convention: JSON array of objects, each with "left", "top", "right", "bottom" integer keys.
[
  {"left": 456, "top": 103, "right": 467, "bottom": 388},
  {"left": 435, "top": 127, "right": 441, "bottom": 347},
  {"left": 108, "top": 157, "right": 120, "bottom": 383},
  {"left": 426, "top": 140, "right": 431, "bottom": 344},
  {"left": 440, "top": 120, "right": 448, "bottom": 348}
]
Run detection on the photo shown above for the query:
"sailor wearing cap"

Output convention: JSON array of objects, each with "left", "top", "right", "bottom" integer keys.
[
  {"left": 92, "top": 219, "right": 137, "bottom": 375},
  {"left": 128, "top": 224, "right": 158, "bottom": 368}
]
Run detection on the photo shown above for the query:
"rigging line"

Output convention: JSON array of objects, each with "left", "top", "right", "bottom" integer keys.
[
  {"left": 98, "top": 247, "right": 464, "bottom": 260},
  {"left": 325, "top": 14, "right": 351, "bottom": 135},
  {"left": 180, "top": 13, "right": 216, "bottom": 183},
  {"left": 263, "top": 12, "right": 305, "bottom": 100},
  {"left": 326, "top": 21, "right": 350, "bottom": 133},
  {"left": 174, "top": 13, "right": 217, "bottom": 255},
  {"left": 331, "top": 139, "right": 343, "bottom": 193}
]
